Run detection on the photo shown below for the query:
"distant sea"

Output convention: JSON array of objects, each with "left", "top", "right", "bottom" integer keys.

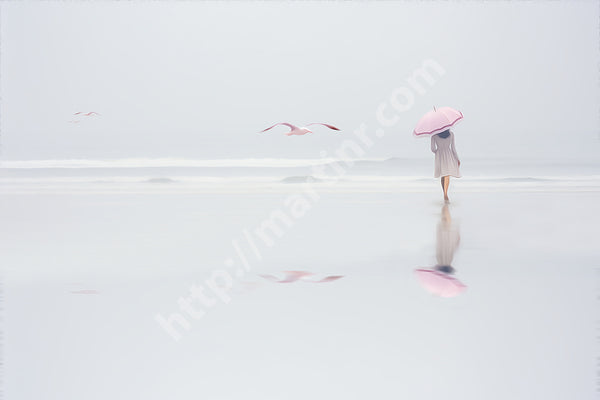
[{"left": 1, "top": 157, "right": 599, "bottom": 194}]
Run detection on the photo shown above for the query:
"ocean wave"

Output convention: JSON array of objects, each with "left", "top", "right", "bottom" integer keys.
[
  {"left": 144, "top": 177, "right": 177, "bottom": 183},
  {"left": 280, "top": 176, "right": 323, "bottom": 184},
  {"left": 0, "top": 157, "right": 389, "bottom": 169},
  {"left": 498, "top": 177, "right": 552, "bottom": 183},
  {"left": 1, "top": 174, "right": 599, "bottom": 195},
  {"left": 1, "top": 175, "right": 599, "bottom": 185}
]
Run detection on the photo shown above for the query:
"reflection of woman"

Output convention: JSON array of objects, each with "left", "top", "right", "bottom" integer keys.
[
  {"left": 430, "top": 129, "right": 461, "bottom": 202},
  {"left": 435, "top": 204, "right": 460, "bottom": 273},
  {"left": 414, "top": 204, "right": 465, "bottom": 297}
]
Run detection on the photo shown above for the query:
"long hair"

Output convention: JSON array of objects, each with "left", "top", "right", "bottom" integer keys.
[{"left": 437, "top": 130, "right": 450, "bottom": 139}]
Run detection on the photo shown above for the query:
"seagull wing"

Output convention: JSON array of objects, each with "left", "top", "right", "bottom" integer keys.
[
  {"left": 282, "top": 271, "right": 314, "bottom": 283},
  {"left": 313, "top": 275, "right": 344, "bottom": 283},
  {"left": 306, "top": 123, "right": 340, "bottom": 131},
  {"left": 260, "top": 122, "right": 298, "bottom": 133},
  {"left": 259, "top": 274, "right": 280, "bottom": 282}
]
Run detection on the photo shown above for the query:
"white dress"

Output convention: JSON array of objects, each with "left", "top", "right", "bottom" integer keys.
[{"left": 430, "top": 130, "right": 461, "bottom": 178}]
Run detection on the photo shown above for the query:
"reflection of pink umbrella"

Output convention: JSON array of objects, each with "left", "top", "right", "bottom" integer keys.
[
  {"left": 414, "top": 268, "right": 466, "bottom": 297},
  {"left": 413, "top": 107, "right": 463, "bottom": 137},
  {"left": 260, "top": 271, "right": 314, "bottom": 283}
]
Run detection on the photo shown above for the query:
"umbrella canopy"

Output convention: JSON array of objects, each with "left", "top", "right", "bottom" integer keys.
[
  {"left": 413, "top": 106, "right": 463, "bottom": 137},
  {"left": 414, "top": 268, "right": 466, "bottom": 297}
]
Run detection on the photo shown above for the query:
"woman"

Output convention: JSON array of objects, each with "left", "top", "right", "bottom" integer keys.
[{"left": 430, "top": 129, "right": 461, "bottom": 202}]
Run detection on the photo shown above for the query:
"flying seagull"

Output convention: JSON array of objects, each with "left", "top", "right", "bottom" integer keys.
[
  {"left": 260, "top": 122, "right": 340, "bottom": 136},
  {"left": 74, "top": 111, "right": 101, "bottom": 116}
]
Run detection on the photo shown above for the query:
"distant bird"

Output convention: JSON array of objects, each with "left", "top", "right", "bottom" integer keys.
[
  {"left": 260, "top": 122, "right": 340, "bottom": 136},
  {"left": 260, "top": 270, "right": 344, "bottom": 283},
  {"left": 73, "top": 111, "right": 101, "bottom": 116},
  {"left": 69, "top": 111, "right": 101, "bottom": 124}
]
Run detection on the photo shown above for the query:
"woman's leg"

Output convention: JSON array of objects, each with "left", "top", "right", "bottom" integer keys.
[{"left": 442, "top": 176, "right": 450, "bottom": 201}]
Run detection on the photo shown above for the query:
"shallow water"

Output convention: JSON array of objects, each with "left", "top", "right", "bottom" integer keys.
[{"left": 1, "top": 159, "right": 599, "bottom": 399}]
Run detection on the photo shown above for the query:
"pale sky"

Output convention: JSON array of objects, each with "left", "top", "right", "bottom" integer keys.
[{"left": 1, "top": 1, "right": 599, "bottom": 161}]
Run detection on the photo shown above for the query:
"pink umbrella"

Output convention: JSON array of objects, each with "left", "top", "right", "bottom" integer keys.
[
  {"left": 414, "top": 268, "right": 466, "bottom": 297},
  {"left": 413, "top": 106, "right": 463, "bottom": 137}
]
